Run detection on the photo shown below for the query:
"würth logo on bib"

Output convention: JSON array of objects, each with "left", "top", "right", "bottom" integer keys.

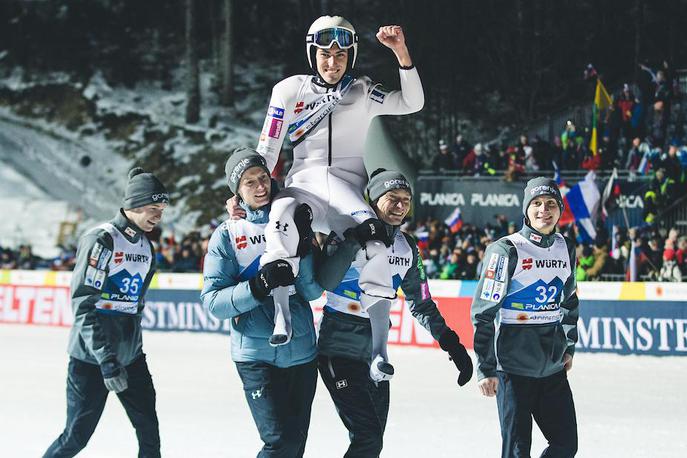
[
  {"left": 522, "top": 258, "right": 533, "bottom": 270},
  {"left": 114, "top": 252, "right": 150, "bottom": 264},
  {"left": 235, "top": 235, "right": 248, "bottom": 250},
  {"left": 535, "top": 259, "right": 567, "bottom": 269}
]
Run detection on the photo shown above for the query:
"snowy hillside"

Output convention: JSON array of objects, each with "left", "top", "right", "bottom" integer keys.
[{"left": 0, "top": 63, "right": 285, "bottom": 251}]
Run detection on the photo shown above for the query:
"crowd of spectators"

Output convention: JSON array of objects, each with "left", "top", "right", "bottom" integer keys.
[
  {"left": 0, "top": 226, "right": 214, "bottom": 274},
  {"left": 148, "top": 228, "right": 212, "bottom": 273},
  {"left": 3, "top": 216, "right": 686, "bottom": 282},
  {"left": 430, "top": 62, "right": 687, "bottom": 190},
  {"left": 0, "top": 244, "right": 46, "bottom": 270},
  {"left": 404, "top": 216, "right": 686, "bottom": 283}
]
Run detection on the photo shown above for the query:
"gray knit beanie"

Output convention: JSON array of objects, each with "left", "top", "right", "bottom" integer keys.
[
  {"left": 366, "top": 168, "right": 412, "bottom": 203},
  {"left": 224, "top": 147, "right": 270, "bottom": 195},
  {"left": 123, "top": 167, "right": 169, "bottom": 210},
  {"left": 522, "top": 177, "right": 563, "bottom": 215}
]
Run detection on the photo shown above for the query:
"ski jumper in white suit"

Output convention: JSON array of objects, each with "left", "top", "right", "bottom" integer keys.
[{"left": 256, "top": 68, "right": 424, "bottom": 347}]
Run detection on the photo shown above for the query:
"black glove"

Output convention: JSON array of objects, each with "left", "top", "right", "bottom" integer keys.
[
  {"left": 249, "top": 260, "right": 295, "bottom": 300},
  {"left": 293, "top": 203, "right": 314, "bottom": 257},
  {"left": 345, "top": 218, "right": 392, "bottom": 247},
  {"left": 439, "top": 329, "right": 473, "bottom": 386}
]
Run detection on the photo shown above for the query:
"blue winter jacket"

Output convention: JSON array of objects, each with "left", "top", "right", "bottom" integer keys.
[{"left": 200, "top": 202, "right": 322, "bottom": 368}]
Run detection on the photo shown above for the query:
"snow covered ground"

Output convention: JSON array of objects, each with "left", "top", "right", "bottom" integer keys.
[
  {"left": 2, "top": 324, "right": 685, "bottom": 458},
  {"left": 0, "top": 161, "right": 80, "bottom": 258}
]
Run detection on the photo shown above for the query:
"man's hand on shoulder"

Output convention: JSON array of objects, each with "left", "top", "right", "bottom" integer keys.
[{"left": 226, "top": 196, "right": 246, "bottom": 220}]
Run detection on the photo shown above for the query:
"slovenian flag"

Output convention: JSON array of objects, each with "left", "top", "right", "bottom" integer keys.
[
  {"left": 637, "top": 151, "right": 651, "bottom": 175},
  {"left": 415, "top": 230, "right": 429, "bottom": 253},
  {"left": 444, "top": 207, "right": 463, "bottom": 234},
  {"left": 558, "top": 171, "right": 601, "bottom": 243}
]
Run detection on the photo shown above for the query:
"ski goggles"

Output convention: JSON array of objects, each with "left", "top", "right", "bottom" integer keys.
[{"left": 307, "top": 27, "right": 358, "bottom": 49}]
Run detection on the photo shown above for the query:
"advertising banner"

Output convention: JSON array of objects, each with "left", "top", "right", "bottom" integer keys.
[
  {"left": 415, "top": 177, "right": 647, "bottom": 229},
  {"left": 2, "top": 271, "right": 686, "bottom": 355}
]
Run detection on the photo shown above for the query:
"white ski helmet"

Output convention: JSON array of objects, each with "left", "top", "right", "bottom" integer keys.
[{"left": 306, "top": 15, "right": 358, "bottom": 72}]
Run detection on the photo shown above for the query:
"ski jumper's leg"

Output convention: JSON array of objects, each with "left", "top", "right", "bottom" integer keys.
[
  {"left": 327, "top": 174, "right": 395, "bottom": 381},
  {"left": 262, "top": 186, "right": 326, "bottom": 346}
]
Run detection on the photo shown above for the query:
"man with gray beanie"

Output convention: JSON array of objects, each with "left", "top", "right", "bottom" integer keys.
[
  {"left": 45, "top": 167, "right": 168, "bottom": 458},
  {"left": 314, "top": 168, "right": 473, "bottom": 457},
  {"left": 202, "top": 147, "right": 322, "bottom": 457},
  {"left": 471, "top": 177, "right": 579, "bottom": 457}
]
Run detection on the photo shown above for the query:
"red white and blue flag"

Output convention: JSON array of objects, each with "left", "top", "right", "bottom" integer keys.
[
  {"left": 601, "top": 168, "right": 620, "bottom": 219},
  {"left": 444, "top": 207, "right": 463, "bottom": 234},
  {"left": 415, "top": 231, "right": 429, "bottom": 253},
  {"left": 558, "top": 171, "right": 601, "bottom": 243}
]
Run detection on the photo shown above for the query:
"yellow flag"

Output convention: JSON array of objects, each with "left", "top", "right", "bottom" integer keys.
[
  {"left": 590, "top": 79, "right": 612, "bottom": 155},
  {"left": 594, "top": 79, "right": 612, "bottom": 110}
]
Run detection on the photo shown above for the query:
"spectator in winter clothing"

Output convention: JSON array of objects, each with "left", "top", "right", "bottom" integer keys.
[
  {"left": 576, "top": 245, "right": 595, "bottom": 281},
  {"left": 439, "top": 251, "right": 461, "bottom": 279},
  {"left": 457, "top": 249, "right": 479, "bottom": 280},
  {"left": 584, "top": 243, "right": 609, "bottom": 280},
  {"left": 433, "top": 140, "right": 455, "bottom": 171},
  {"left": 615, "top": 83, "right": 637, "bottom": 142},
  {"left": 676, "top": 236, "right": 687, "bottom": 271},
  {"left": 452, "top": 134, "right": 472, "bottom": 167},
  {"left": 661, "top": 141, "right": 684, "bottom": 184},
  {"left": 505, "top": 146, "right": 525, "bottom": 182},
  {"left": 658, "top": 249, "right": 682, "bottom": 282},
  {"left": 625, "top": 137, "right": 647, "bottom": 172}
]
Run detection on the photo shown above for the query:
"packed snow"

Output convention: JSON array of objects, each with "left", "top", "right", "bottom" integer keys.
[{"left": 2, "top": 324, "right": 685, "bottom": 457}]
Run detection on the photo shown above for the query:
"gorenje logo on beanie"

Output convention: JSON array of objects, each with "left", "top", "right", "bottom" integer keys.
[
  {"left": 530, "top": 185, "right": 557, "bottom": 196},
  {"left": 123, "top": 167, "right": 170, "bottom": 210}
]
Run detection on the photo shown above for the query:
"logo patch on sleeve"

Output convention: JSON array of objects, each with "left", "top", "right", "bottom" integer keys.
[
  {"left": 267, "top": 105, "right": 285, "bottom": 119},
  {"left": 89, "top": 243, "right": 104, "bottom": 267},
  {"left": 369, "top": 85, "right": 389, "bottom": 104},
  {"left": 420, "top": 281, "right": 430, "bottom": 300},
  {"left": 491, "top": 281, "right": 506, "bottom": 302},
  {"left": 84, "top": 266, "right": 106, "bottom": 290},
  {"left": 268, "top": 118, "right": 283, "bottom": 138},
  {"left": 495, "top": 255, "right": 508, "bottom": 282},
  {"left": 480, "top": 279, "right": 495, "bottom": 301},
  {"left": 96, "top": 248, "right": 112, "bottom": 270}
]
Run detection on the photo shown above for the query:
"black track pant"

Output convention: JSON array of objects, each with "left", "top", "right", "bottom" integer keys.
[
  {"left": 496, "top": 370, "right": 577, "bottom": 458},
  {"left": 318, "top": 355, "right": 390, "bottom": 458},
  {"left": 44, "top": 355, "right": 160, "bottom": 458},
  {"left": 235, "top": 359, "right": 318, "bottom": 458}
]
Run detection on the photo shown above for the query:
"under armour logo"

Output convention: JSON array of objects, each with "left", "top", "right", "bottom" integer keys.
[
  {"left": 251, "top": 388, "right": 263, "bottom": 399},
  {"left": 335, "top": 379, "right": 348, "bottom": 390},
  {"left": 275, "top": 221, "right": 289, "bottom": 232}
]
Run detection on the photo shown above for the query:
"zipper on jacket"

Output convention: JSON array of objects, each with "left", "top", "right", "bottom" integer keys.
[
  {"left": 327, "top": 86, "right": 333, "bottom": 166},
  {"left": 328, "top": 112, "right": 333, "bottom": 166}
]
